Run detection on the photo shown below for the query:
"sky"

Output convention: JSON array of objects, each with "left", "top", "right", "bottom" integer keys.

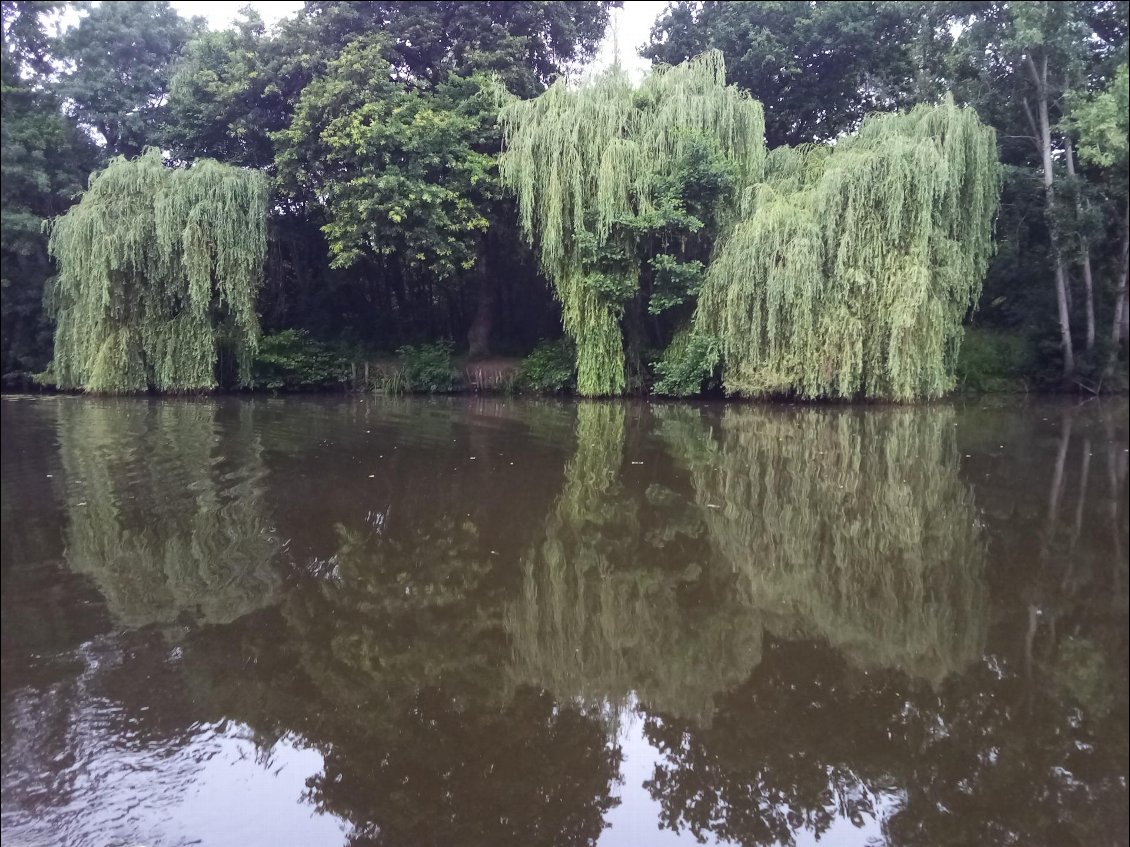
[{"left": 165, "top": 0, "right": 670, "bottom": 79}]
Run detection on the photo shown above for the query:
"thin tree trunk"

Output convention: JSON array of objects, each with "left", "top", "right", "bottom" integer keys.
[
  {"left": 1112, "top": 200, "right": 1129, "bottom": 349},
  {"left": 1064, "top": 139, "right": 1096, "bottom": 351},
  {"left": 1027, "top": 56, "right": 1075, "bottom": 378}
]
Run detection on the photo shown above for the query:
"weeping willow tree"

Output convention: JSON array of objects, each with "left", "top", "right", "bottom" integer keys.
[
  {"left": 47, "top": 150, "right": 268, "bottom": 393},
  {"left": 500, "top": 51, "right": 765, "bottom": 395},
  {"left": 677, "top": 98, "right": 1001, "bottom": 400},
  {"left": 660, "top": 405, "right": 988, "bottom": 685},
  {"left": 507, "top": 402, "right": 764, "bottom": 724},
  {"left": 56, "top": 400, "right": 282, "bottom": 628}
]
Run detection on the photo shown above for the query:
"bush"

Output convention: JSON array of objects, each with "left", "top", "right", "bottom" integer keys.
[
  {"left": 652, "top": 330, "right": 720, "bottom": 396},
  {"left": 396, "top": 340, "right": 459, "bottom": 393},
  {"left": 955, "top": 328, "right": 1035, "bottom": 393},
  {"left": 520, "top": 338, "right": 576, "bottom": 394},
  {"left": 251, "top": 329, "right": 348, "bottom": 391}
]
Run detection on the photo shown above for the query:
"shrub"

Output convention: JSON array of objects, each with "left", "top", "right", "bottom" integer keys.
[
  {"left": 955, "top": 328, "right": 1035, "bottom": 393},
  {"left": 251, "top": 329, "right": 348, "bottom": 391},
  {"left": 397, "top": 340, "right": 459, "bottom": 393},
  {"left": 520, "top": 338, "right": 576, "bottom": 394},
  {"left": 652, "top": 330, "right": 720, "bottom": 397}
]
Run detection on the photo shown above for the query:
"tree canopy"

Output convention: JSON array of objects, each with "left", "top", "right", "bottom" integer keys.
[
  {"left": 0, "top": 0, "right": 1126, "bottom": 393},
  {"left": 1, "top": 1, "right": 96, "bottom": 375},
  {"left": 501, "top": 51, "right": 765, "bottom": 395},
  {"left": 47, "top": 150, "right": 267, "bottom": 392},
  {"left": 687, "top": 97, "right": 1000, "bottom": 400},
  {"left": 58, "top": 0, "right": 201, "bottom": 156},
  {"left": 502, "top": 52, "right": 1000, "bottom": 399}
]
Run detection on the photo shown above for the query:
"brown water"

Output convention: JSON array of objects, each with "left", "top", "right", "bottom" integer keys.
[{"left": 1, "top": 395, "right": 1126, "bottom": 847}]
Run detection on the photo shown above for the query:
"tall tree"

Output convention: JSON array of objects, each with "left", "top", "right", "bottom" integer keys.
[
  {"left": 681, "top": 98, "right": 1000, "bottom": 401},
  {"left": 47, "top": 151, "right": 268, "bottom": 392},
  {"left": 500, "top": 51, "right": 766, "bottom": 396},
  {"left": 57, "top": 0, "right": 199, "bottom": 157},
  {"left": 301, "top": 1, "right": 617, "bottom": 97},
  {"left": 1, "top": 0, "right": 96, "bottom": 377},
  {"left": 163, "top": 10, "right": 280, "bottom": 168},
  {"left": 164, "top": 2, "right": 618, "bottom": 357},
  {"left": 273, "top": 36, "right": 500, "bottom": 342},
  {"left": 643, "top": 1, "right": 928, "bottom": 147},
  {"left": 949, "top": 0, "right": 1128, "bottom": 380},
  {"left": 1069, "top": 61, "right": 1130, "bottom": 354}
]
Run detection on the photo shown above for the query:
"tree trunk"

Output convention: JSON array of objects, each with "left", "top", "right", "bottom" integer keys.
[
  {"left": 1064, "top": 139, "right": 1096, "bottom": 351},
  {"left": 1112, "top": 200, "right": 1129, "bottom": 350},
  {"left": 1028, "top": 56, "right": 1075, "bottom": 378},
  {"left": 466, "top": 253, "right": 494, "bottom": 359}
]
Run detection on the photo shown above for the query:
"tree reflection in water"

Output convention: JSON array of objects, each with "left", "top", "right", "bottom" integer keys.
[
  {"left": 640, "top": 403, "right": 1128, "bottom": 847},
  {"left": 12, "top": 396, "right": 1124, "bottom": 847},
  {"left": 57, "top": 399, "right": 282, "bottom": 627}
]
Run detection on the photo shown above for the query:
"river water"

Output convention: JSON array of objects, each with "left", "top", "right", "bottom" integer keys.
[{"left": 1, "top": 395, "right": 1126, "bottom": 847}]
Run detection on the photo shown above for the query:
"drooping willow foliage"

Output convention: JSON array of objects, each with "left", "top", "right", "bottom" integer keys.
[
  {"left": 506, "top": 402, "right": 764, "bottom": 724},
  {"left": 56, "top": 400, "right": 282, "bottom": 627},
  {"left": 500, "top": 51, "right": 766, "bottom": 395},
  {"left": 660, "top": 405, "right": 988, "bottom": 685},
  {"left": 687, "top": 98, "right": 1001, "bottom": 400},
  {"left": 509, "top": 402, "right": 988, "bottom": 724},
  {"left": 47, "top": 150, "right": 268, "bottom": 393}
]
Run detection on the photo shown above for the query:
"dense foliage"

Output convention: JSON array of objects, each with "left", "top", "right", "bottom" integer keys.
[
  {"left": 0, "top": 0, "right": 1126, "bottom": 394},
  {"left": 250, "top": 329, "right": 347, "bottom": 391},
  {"left": 686, "top": 98, "right": 1000, "bottom": 400},
  {"left": 650, "top": 0, "right": 1129, "bottom": 390},
  {"left": 48, "top": 150, "right": 267, "bottom": 392},
  {"left": 501, "top": 50, "right": 765, "bottom": 395},
  {"left": 1, "top": 1, "right": 97, "bottom": 378}
]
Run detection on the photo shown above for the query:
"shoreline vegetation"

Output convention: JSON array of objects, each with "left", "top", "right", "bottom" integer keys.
[
  {"left": 3, "top": 3, "right": 1127, "bottom": 401},
  {"left": 4, "top": 327, "right": 1126, "bottom": 398}
]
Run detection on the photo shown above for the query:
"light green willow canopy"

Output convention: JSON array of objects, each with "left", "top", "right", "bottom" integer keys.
[
  {"left": 694, "top": 97, "right": 1001, "bottom": 400},
  {"left": 500, "top": 51, "right": 766, "bottom": 396},
  {"left": 502, "top": 50, "right": 1000, "bottom": 401},
  {"left": 48, "top": 150, "right": 268, "bottom": 393}
]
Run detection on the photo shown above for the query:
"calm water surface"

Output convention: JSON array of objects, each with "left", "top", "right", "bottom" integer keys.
[{"left": 1, "top": 395, "right": 1127, "bottom": 847}]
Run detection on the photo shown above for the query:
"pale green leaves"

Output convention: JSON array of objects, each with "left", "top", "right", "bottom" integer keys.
[
  {"left": 500, "top": 51, "right": 765, "bottom": 396},
  {"left": 694, "top": 98, "right": 1001, "bottom": 401},
  {"left": 47, "top": 150, "right": 268, "bottom": 392}
]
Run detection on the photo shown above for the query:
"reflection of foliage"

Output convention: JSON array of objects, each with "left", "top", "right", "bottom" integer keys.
[
  {"left": 57, "top": 401, "right": 281, "bottom": 627},
  {"left": 513, "top": 403, "right": 988, "bottom": 727},
  {"left": 509, "top": 403, "right": 763, "bottom": 723},
  {"left": 188, "top": 473, "right": 622, "bottom": 847},
  {"left": 663, "top": 406, "right": 989, "bottom": 686},
  {"left": 643, "top": 403, "right": 1128, "bottom": 847},
  {"left": 645, "top": 632, "right": 1129, "bottom": 847},
  {"left": 15, "top": 397, "right": 1124, "bottom": 847},
  {"left": 1052, "top": 636, "right": 1116, "bottom": 721},
  {"left": 284, "top": 516, "right": 501, "bottom": 706},
  {"left": 644, "top": 640, "right": 907, "bottom": 847},
  {"left": 286, "top": 515, "right": 624, "bottom": 847},
  {"left": 307, "top": 686, "right": 621, "bottom": 847}
]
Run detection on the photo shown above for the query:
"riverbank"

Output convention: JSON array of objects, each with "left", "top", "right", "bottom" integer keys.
[{"left": 5, "top": 329, "right": 1127, "bottom": 398}]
